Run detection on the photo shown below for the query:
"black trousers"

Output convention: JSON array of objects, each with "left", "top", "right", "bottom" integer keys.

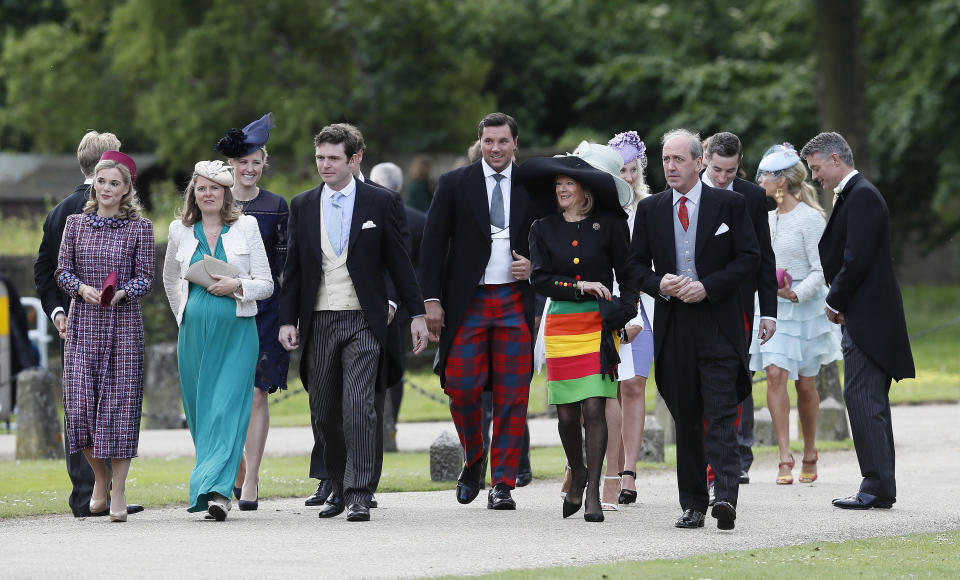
[
  {"left": 659, "top": 302, "right": 742, "bottom": 513},
  {"left": 841, "top": 328, "right": 896, "bottom": 497}
]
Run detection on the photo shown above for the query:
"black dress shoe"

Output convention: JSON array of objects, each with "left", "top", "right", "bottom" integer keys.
[
  {"left": 90, "top": 503, "right": 144, "bottom": 517},
  {"left": 305, "top": 480, "right": 333, "bottom": 507},
  {"left": 739, "top": 471, "right": 750, "bottom": 484},
  {"left": 675, "top": 508, "right": 705, "bottom": 528},
  {"left": 318, "top": 495, "right": 345, "bottom": 518},
  {"left": 487, "top": 483, "right": 516, "bottom": 510},
  {"left": 368, "top": 495, "right": 378, "bottom": 508},
  {"left": 456, "top": 451, "right": 487, "bottom": 505},
  {"left": 832, "top": 492, "right": 895, "bottom": 510},
  {"left": 346, "top": 503, "right": 371, "bottom": 521},
  {"left": 712, "top": 500, "right": 736, "bottom": 530},
  {"left": 515, "top": 469, "right": 533, "bottom": 488}
]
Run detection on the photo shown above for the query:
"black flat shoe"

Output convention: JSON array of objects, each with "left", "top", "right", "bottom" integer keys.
[
  {"left": 346, "top": 503, "right": 370, "bottom": 522},
  {"left": 456, "top": 451, "right": 487, "bottom": 505},
  {"left": 305, "top": 480, "right": 333, "bottom": 507},
  {"left": 90, "top": 503, "right": 143, "bottom": 517},
  {"left": 487, "top": 483, "right": 516, "bottom": 510},
  {"left": 318, "top": 495, "right": 345, "bottom": 518},
  {"left": 675, "top": 508, "right": 705, "bottom": 528},
  {"left": 832, "top": 492, "right": 895, "bottom": 510},
  {"left": 712, "top": 500, "right": 736, "bottom": 530}
]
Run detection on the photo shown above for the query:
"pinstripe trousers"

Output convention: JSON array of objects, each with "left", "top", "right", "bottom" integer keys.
[
  {"left": 306, "top": 311, "right": 381, "bottom": 506},
  {"left": 841, "top": 328, "right": 896, "bottom": 498}
]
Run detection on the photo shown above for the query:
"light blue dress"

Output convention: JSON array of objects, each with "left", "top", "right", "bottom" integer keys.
[{"left": 178, "top": 222, "right": 257, "bottom": 512}]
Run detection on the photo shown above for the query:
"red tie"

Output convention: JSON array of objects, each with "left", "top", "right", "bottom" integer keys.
[{"left": 678, "top": 196, "right": 689, "bottom": 231}]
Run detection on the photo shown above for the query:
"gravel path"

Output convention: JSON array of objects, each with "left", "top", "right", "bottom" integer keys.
[{"left": 2, "top": 404, "right": 958, "bottom": 579}]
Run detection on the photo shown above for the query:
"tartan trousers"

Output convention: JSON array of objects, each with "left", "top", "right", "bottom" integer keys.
[{"left": 445, "top": 284, "right": 532, "bottom": 487}]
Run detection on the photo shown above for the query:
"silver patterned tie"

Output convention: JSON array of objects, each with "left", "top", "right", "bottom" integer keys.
[
  {"left": 490, "top": 173, "right": 505, "bottom": 229},
  {"left": 330, "top": 191, "right": 343, "bottom": 255}
]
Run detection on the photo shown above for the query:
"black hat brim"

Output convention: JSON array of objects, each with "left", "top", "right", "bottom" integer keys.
[{"left": 514, "top": 156, "right": 627, "bottom": 219}]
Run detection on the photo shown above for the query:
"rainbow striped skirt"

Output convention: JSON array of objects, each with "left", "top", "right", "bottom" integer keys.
[{"left": 544, "top": 300, "right": 619, "bottom": 405}]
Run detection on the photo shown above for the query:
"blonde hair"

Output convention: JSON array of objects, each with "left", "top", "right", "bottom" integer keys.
[
  {"left": 178, "top": 172, "right": 241, "bottom": 226},
  {"left": 77, "top": 131, "right": 121, "bottom": 177},
  {"left": 83, "top": 160, "right": 141, "bottom": 219},
  {"left": 625, "top": 159, "right": 650, "bottom": 212},
  {"left": 781, "top": 163, "right": 825, "bottom": 218}
]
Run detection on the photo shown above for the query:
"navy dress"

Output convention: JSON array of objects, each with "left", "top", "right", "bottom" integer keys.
[{"left": 236, "top": 188, "right": 290, "bottom": 392}]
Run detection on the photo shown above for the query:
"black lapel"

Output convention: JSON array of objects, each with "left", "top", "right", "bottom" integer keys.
[
  {"left": 348, "top": 180, "right": 371, "bottom": 253},
  {"left": 508, "top": 162, "right": 528, "bottom": 248},
  {"left": 303, "top": 187, "right": 326, "bottom": 262},
  {"left": 656, "top": 190, "right": 678, "bottom": 272},
  {"left": 695, "top": 184, "right": 721, "bottom": 258},
  {"left": 465, "top": 162, "right": 492, "bottom": 241}
]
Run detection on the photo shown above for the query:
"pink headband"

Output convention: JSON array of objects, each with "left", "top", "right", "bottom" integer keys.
[{"left": 99, "top": 151, "right": 137, "bottom": 183}]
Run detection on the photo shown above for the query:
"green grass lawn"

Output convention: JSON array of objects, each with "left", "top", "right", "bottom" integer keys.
[{"left": 443, "top": 529, "right": 960, "bottom": 579}]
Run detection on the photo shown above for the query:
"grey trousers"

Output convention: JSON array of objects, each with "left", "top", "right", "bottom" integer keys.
[
  {"left": 307, "top": 311, "right": 381, "bottom": 506},
  {"left": 841, "top": 328, "right": 896, "bottom": 498}
]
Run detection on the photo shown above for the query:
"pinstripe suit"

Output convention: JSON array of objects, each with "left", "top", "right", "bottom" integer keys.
[{"left": 820, "top": 173, "right": 914, "bottom": 499}]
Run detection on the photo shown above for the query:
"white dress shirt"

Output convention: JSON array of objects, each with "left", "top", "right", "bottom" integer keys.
[{"left": 480, "top": 158, "right": 514, "bottom": 285}]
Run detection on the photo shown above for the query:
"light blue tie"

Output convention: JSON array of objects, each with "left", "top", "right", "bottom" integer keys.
[
  {"left": 329, "top": 191, "right": 344, "bottom": 255},
  {"left": 490, "top": 173, "right": 505, "bottom": 229}
]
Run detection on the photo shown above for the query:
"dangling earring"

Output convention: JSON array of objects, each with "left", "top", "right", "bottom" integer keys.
[{"left": 775, "top": 188, "right": 784, "bottom": 204}]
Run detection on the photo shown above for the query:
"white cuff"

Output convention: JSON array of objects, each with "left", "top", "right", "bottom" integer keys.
[
  {"left": 424, "top": 298, "right": 440, "bottom": 303},
  {"left": 50, "top": 307, "right": 65, "bottom": 323},
  {"left": 759, "top": 316, "right": 776, "bottom": 322},
  {"left": 388, "top": 300, "right": 397, "bottom": 311},
  {"left": 825, "top": 303, "right": 839, "bottom": 314}
]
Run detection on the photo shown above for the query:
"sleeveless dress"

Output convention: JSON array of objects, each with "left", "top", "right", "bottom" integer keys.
[
  {"left": 177, "top": 222, "right": 258, "bottom": 512},
  {"left": 236, "top": 188, "right": 290, "bottom": 392}
]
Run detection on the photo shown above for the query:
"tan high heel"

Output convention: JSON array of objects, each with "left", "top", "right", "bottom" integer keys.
[
  {"left": 109, "top": 490, "right": 127, "bottom": 522},
  {"left": 799, "top": 449, "right": 819, "bottom": 483},
  {"left": 776, "top": 455, "right": 795, "bottom": 485}
]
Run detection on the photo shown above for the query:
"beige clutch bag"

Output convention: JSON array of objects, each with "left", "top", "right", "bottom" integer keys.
[{"left": 185, "top": 254, "right": 240, "bottom": 288}]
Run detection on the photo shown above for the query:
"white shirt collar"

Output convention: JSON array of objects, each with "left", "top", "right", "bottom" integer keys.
[
  {"left": 835, "top": 169, "right": 859, "bottom": 194},
  {"left": 481, "top": 158, "right": 512, "bottom": 180},
  {"left": 673, "top": 179, "right": 703, "bottom": 206},
  {"left": 357, "top": 170, "right": 366, "bottom": 183},
  {"left": 323, "top": 176, "right": 357, "bottom": 198},
  {"left": 83, "top": 177, "right": 94, "bottom": 185},
  {"left": 701, "top": 172, "right": 733, "bottom": 190}
]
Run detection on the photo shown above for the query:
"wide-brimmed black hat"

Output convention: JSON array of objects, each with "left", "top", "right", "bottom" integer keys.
[{"left": 514, "top": 154, "right": 627, "bottom": 219}]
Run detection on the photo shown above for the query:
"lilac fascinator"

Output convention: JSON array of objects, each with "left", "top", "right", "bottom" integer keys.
[{"left": 608, "top": 131, "right": 647, "bottom": 168}]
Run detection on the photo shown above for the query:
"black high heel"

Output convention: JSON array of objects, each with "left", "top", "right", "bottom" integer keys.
[
  {"left": 618, "top": 470, "right": 638, "bottom": 504},
  {"left": 233, "top": 486, "right": 242, "bottom": 500},
  {"left": 238, "top": 485, "right": 259, "bottom": 511},
  {"left": 562, "top": 469, "right": 587, "bottom": 518}
]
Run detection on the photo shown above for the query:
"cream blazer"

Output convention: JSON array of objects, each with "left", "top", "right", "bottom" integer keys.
[{"left": 162, "top": 214, "right": 273, "bottom": 326}]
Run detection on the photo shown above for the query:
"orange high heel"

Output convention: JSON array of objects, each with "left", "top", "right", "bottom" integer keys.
[
  {"left": 799, "top": 449, "right": 818, "bottom": 483},
  {"left": 776, "top": 455, "right": 795, "bottom": 485}
]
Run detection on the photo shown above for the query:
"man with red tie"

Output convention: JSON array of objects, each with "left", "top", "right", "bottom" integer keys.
[{"left": 629, "top": 129, "right": 760, "bottom": 530}]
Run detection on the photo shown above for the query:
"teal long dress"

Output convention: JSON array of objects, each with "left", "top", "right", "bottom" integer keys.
[{"left": 178, "top": 222, "right": 258, "bottom": 512}]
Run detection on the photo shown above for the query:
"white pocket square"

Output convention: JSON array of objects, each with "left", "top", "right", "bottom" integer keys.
[
  {"left": 361, "top": 220, "right": 377, "bottom": 230},
  {"left": 715, "top": 223, "right": 729, "bottom": 235}
]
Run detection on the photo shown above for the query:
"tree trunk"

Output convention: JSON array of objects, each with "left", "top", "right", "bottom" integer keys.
[{"left": 814, "top": 0, "right": 871, "bottom": 183}]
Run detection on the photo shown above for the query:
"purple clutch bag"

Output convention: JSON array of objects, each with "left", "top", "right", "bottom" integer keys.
[{"left": 776, "top": 268, "right": 793, "bottom": 290}]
